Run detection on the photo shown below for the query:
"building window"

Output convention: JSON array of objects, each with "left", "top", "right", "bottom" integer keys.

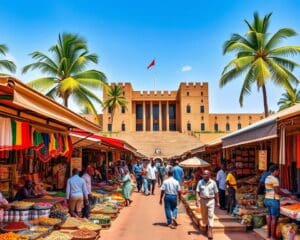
[
  {"left": 121, "top": 123, "right": 125, "bottom": 131},
  {"left": 238, "top": 123, "right": 242, "bottom": 129},
  {"left": 215, "top": 116, "right": 217, "bottom": 120},
  {"left": 201, "top": 99, "right": 203, "bottom": 103},
  {"left": 260, "top": 116, "right": 263, "bottom": 119},
  {"left": 201, "top": 91, "right": 203, "bottom": 96},
  {"left": 123, "top": 91, "right": 125, "bottom": 96},
  {"left": 200, "top": 105, "right": 205, "bottom": 113},
  {"left": 108, "top": 106, "right": 112, "bottom": 114},
  {"left": 108, "top": 124, "right": 112, "bottom": 131},
  {"left": 214, "top": 123, "right": 218, "bottom": 132},
  {"left": 201, "top": 123, "right": 205, "bottom": 131},
  {"left": 186, "top": 104, "right": 191, "bottom": 113},
  {"left": 238, "top": 116, "right": 241, "bottom": 120},
  {"left": 136, "top": 104, "right": 143, "bottom": 119},
  {"left": 226, "top": 116, "right": 229, "bottom": 120},
  {"left": 249, "top": 116, "right": 252, "bottom": 120},
  {"left": 169, "top": 104, "right": 176, "bottom": 119},
  {"left": 187, "top": 91, "right": 189, "bottom": 96},
  {"left": 201, "top": 116, "right": 204, "bottom": 121},
  {"left": 187, "top": 122, "right": 191, "bottom": 131},
  {"left": 226, "top": 123, "right": 230, "bottom": 131},
  {"left": 121, "top": 106, "right": 126, "bottom": 114}
]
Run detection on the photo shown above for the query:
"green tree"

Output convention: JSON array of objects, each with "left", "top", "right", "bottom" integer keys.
[
  {"left": 0, "top": 44, "right": 16, "bottom": 74},
  {"left": 22, "top": 33, "right": 107, "bottom": 118},
  {"left": 220, "top": 12, "right": 300, "bottom": 117},
  {"left": 278, "top": 87, "right": 300, "bottom": 111},
  {"left": 103, "top": 85, "right": 127, "bottom": 130}
]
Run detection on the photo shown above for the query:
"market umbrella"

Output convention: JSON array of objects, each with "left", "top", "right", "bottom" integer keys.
[{"left": 179, "top": 156, "right": 210, "bottom": 168}]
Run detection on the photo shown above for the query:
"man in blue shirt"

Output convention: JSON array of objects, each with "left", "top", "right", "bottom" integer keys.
[
  {"left": 257, "top": 163, "right": 274, "bottom": 195},
  {"left": 66, "top": 168, "right": 89, "bottom": 217},
  {"left": 133, "top": 160, "right": 143, "bottom": 192},
  {"left": 173, "top": 160, "right": 184, "bottom": 186}
]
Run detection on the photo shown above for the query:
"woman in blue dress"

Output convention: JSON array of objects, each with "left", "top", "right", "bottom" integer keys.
[{"left": 121, "top": 169, "right": 133, "bottom": 206}]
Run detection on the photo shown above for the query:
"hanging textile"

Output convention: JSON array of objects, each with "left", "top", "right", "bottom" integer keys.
[
  {"left": 33, "top": 130, "right": 44, "bottom": 150},
  {"left": 0, "top": 117, "right": 12, "bottom": 150},
  {"left": 279, "top": 127, "right": 286, "bottom": 165}
]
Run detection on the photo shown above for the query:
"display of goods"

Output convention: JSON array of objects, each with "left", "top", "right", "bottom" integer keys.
[
  {"left": 89, "top": 214, "right": 111, "bottom": 225},
  {"left": 52, "top": 204, "right": 69, "bottom": 213},
  {"left": 60, "top": 217, "right": 84, "bottom": 229},
  {"left": 42, "top": 196, "right": 53, "bottom": 200},
  {"left": 111, "top": 195, "right": 124, "bottom": 201},
  {"left": 184, "top": 194, "right": 196, "bottom": 201},
  {"left": 91, "top": 205, "right": 118, "bottom": 214},
  {"left": 2, "top": 222, "right": 29, "bottom": 232},
  {"left": 34, "top": 217, "right": 61, "bottom": 226},
  {"left": 252, "top": 214, "right": 266, "bottom": 228},
  {"left": 13, "top": 202, "right": 35, "bottom": 210},
  {"left": 281, "top": 223, "right": 298, "bottom": 240},
  {"left": 18, "top": 230, "right": 41, "bottom": 240},
  {"left": 91, "top": 192, "right": 104, "bottom": 199},
  {"left": 78, "top": 222, "right": 102, "bottom": 232},
  {"left": 282, "top": 203, "right": 300, "bottom": 211},
  {"left": 241, "top": 214, "right": 252, "bottom": 225},
  {"left": 42, "top": 231, "right": 72, "bottom": 240},
  {"left": 49, "top": 209, "right": 68, "bottom": 220},
  {"left": 71, "top": 229, "right": 97, "bottom": 240},
  {"left": 0, "top": 232, "right": 29, "bottom": 240},
  {"left": 30, "top": 226, "right": 49, "bottom": 232},
  {"left": 33, "top": 203, "right": 53, "bottom": 210},
  {"left": 256, "top": 195, "right": 264, "bottom": 208}
]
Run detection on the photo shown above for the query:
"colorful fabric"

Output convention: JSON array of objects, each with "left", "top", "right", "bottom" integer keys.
[
  {"left": 265, "top": 175, "right": 280, "bottom": 200},
  {"left": 0, "top": 117, "right": 12, "bottom": 150}
]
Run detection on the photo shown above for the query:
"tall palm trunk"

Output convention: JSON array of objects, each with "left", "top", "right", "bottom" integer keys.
[
  {"left": 63, "top": 95, "right": 69, "bottom": 107},
  {"left": 262, "top": 85, "right": 269, "bottom": 117}
]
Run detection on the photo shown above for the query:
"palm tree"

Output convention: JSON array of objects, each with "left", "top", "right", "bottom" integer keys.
[
  {"left": 0, "top": 44, "right": 16, "bottom": 74},
  {"left": 220, "top": 12, "right": 300, "bottom": 117},
  {"left": 278, "top": 87, "right": 300, "bottom": 111},
  {"left": 103, "top": 85, "right": 127, "bottom": 130},
  {"left": 22, "top": 33, "right": 107, "bottom": 118}
]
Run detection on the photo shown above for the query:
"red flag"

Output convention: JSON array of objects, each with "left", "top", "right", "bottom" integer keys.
[{"left": 147, "top": 59, "right": 155, "bottom": 69}]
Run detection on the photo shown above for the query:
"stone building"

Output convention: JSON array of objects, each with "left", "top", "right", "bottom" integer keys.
[{"left": 102, "top": 82, "right": 264, "bottom": 133}]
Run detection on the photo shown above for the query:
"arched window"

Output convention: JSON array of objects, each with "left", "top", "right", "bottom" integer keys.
[
  {"left": 187, "top": 122, "right": 191, "bottom": 131},
  {"left": 200, "top": 105, "right": 205, "bottom": 113},
  {"left": 238, "top": 123, "right": 242, "bottom": 129},
  {"left": 226, "top": 123, "right": 230, "bottom": 131}
]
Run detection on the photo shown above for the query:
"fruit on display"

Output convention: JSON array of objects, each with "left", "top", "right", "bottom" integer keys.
[
  {"left": 30, "top": 226, "right": 49, "bottom": 232},
  {"left": 0, "top": 232, "right": 29, "bottom": 240},
  {"left": 42, "top": 231, "right": 72, "bottom": 240},
  {"left": 13, "top": 201, "right": 35, "bottom": 209},
  {"left": 60, "top": 217, "right": 84, "bottom": 229},
  {"left": 3, "top": 222, "right": 29, "bottom": 231},
  {"left": 89, "top": 214, "right": 111, "bottom": 225},
  {"left": 71, "top": 229, "right": 97, "bottom": 239},
  {"left": 32, "top": 217, "right": 61, "bottom": 226}
]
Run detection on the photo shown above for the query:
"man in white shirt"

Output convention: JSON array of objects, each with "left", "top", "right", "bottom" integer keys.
[
  {"left": 196, "top": 170, "right": 219, "bottom": 240},
  {"left": 147, "top": 160, "right": 157, "bottom": 195},
  {"left": 159, "top": 167, "right": 181, "bottom": 229},
  {"left": 216, "top": 165, "right": 226, "bottom": 210}
]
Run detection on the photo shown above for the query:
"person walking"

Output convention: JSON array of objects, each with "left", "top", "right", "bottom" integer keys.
[
  {"left": 226, "top": 167, "right": 237, "bottom": 214},
  {"left": 216, "top": 165, "right": 226, "bottom": 210},
  {"left": 82, "top": 166, "right": 93, "bottom": 218},
  {"left": 159, "top": 167, "right": 181, "bottom": 229},
  {"left": 173, "top": 160, "right": 184, "bottom": 186},
  {"left": 158, "top": 162, "right": 167, "bottom": 186},
  {"left": 142, "top": 163, "right": 150, "bottom": 195},
  {"left": 133, "top": 160, "right": 143, "bottom": 192},
  {"left": 121, "top": 169, "right": 133, "bottom": 206},
  {"left": 66, "top": 168, "right": 89, "bottom": 217},
  {"left": 147, "top": 160, "right": 158, "bottom": 195},
  {"left": 196, "top": 170, "right": 219, "bottom": 240}
]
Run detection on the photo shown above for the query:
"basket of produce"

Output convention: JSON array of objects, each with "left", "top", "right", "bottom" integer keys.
[
  {"left": 18, "top": 230, "right": 43, "bottom": 240},
  {"left": 33, "top": 202, "right": 53, "bottom": 210},
  {"left": 1, "top": 222, "right": 29, "bottom": 232},
  {"left": 78, "top": 222, "right": 102, "bottom": 233},
  {"left": 30, "top": 226, "right": 51, "bottom": 233},
  {"left": 33, "top": 217, "right": 61, "bottom": 226},
  {"left": 42, "top": 231, "right": 72, "bottom": 240},
  {"left": 13, "top": 201, "right": 35, "bottom": 210},
  {"left": 60, "top": 217, "right": 84, "bottom": 229},
  {"left": 71, "top": 229, "right": 98, "bottom": 240},
  {"left": 49, "top": 209, "right": 69, "bottom": 221},
  {"left": 0, "top": 232, "right": 29, "bottom": 240},
  {"left": 89, "top": 214, "right": 111, "bottom": 226}
]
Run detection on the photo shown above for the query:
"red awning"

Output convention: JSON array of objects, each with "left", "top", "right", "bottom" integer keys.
[{"left": 70, "top": 130, "right": 124, "bottom": 149}]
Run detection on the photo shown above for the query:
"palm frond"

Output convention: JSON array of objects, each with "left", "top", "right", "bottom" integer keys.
[
  {"left": 0, "top": 60, "right": 17, "bottom": 73},
  {"left": 0, "top": 44, "right": 8, "bottom": 55},
  {"left": 266, "top": 28, "right": 297, "bottom": 50},
  {"left": 252, "top": 58, "right": 270, "bottom": 86},
  {"left": 239, "top": 66, "right": 256, "bottom": 106},
  {"left": 27, "top": 77, "right": 57, "bottom": 92},
  {"left": 270, "top": 46, "right": 300, "bottom": 57},
  {"left": 22, "top": 62, "right": 57, "bottom": 75},
  {"left": 270, "top": 57, "right": 299, "bottom": 71}
]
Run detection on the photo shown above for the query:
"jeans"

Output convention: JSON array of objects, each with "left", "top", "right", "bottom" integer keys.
[
  {"left": 147, "top": 179, "right": 156, "bottom": 194},
  {"left": 143, "top": 177, "right": 149, "bottom": 194},
  {"left": 264, "top": 198, "right": 280, "bottom": 217},
  {"left": 219, "top": 189, "right": 226, "bottom": 209},
  {"left": 164, "top": 194, "right": 178, "bottom": 225},
  {"left": 135, "top": 175, "right": 143, "bottom": 192},
  {"left": 227, "top": 187, "right": 236, "bottom": 214}
]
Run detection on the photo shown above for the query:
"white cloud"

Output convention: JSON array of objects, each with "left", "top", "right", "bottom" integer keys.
[{"left": 181, "top": 65, "right": 192, "bottom": 72}]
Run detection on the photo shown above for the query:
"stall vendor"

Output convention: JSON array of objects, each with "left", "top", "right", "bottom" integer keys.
[
  {"left": 14, "top": 180, "right": 38, "bottom": 201},
  {"left": 0, "top": 191, "right": 9, "bottom": 222}
]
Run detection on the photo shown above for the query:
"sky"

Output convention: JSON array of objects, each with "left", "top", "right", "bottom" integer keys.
[{"left": 1, "top": 0, "right": 300, "bottom": 114}]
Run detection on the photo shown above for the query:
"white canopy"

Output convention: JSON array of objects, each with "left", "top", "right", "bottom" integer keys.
[{"left": 179, "top": 156, "right": 210, "bottom": 168}]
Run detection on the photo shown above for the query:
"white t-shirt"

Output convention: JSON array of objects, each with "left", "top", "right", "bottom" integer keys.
[
  {"left": 146, "top": 164, "right": 157, "bottom": 180},
  {"left": 161, "top": 177, "right": 181, "bottom": 195},
  {"left": 82, "top": 173, "right": 92, "bottom": 194},
  {"left": 216, "top": 169, "right": 226, "bottom": 190}
]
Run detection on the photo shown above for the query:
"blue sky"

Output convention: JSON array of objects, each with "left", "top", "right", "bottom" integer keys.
[{"left": 1, "top": 0, "right": 300, "bottom": 114}]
